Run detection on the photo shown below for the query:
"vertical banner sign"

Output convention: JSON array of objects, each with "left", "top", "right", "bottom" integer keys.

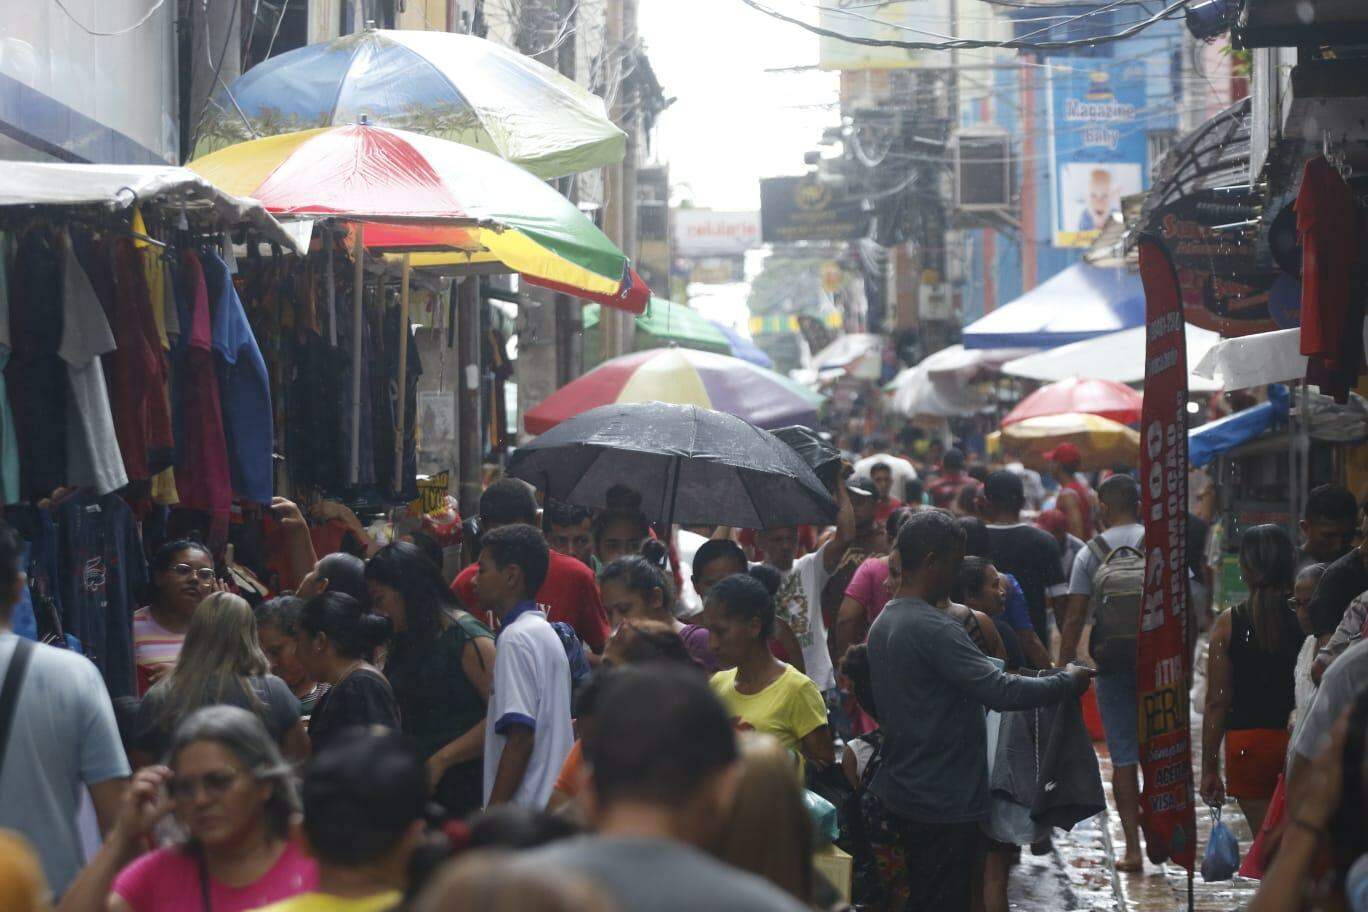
[
  {"left": 1046, "top": 58, "right": 1148, "bottom": 248},
  {"left": 1136, "top": 235, "right": 1196, "bottom": 871}
]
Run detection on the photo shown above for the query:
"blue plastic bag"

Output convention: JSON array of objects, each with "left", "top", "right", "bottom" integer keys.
[
  {"left": 1202, "top": 808, "right": 1241, "bottom": 882},
  {"left": 803, "top": 789, "right": 839, "bottom": 847}
]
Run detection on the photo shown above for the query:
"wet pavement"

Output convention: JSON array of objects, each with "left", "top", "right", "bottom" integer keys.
[{"left": 1005, "top": 646, "right": 1262, "bottom": 911}]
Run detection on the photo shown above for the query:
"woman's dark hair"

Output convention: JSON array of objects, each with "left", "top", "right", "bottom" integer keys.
[
  {"left": 591, "top": 509, "right": 650, "bottom": 546},
  {"left": 957, "top": 516, "right": 991, "bottom": 558},
  {"left": 905, "top": 478, "right": 925, "bottom": 504},
  {"left": 406, "top": 530, "right": 445, "bottom": 571},
  {"left": 692, "top": 539, "right": 747, "bottom": 578},
  {"left": 466, "top": 805, "right": 583, "bottom": 851},
  {"left": 302, "top": 728, "right": 427, "bottom": 865},
  {"left": 885, "top": 507, "right": 916, "bottom": 544},
  {"left": 951, "top": 556, "right": 993, "bottom": 605},
  {"left": 840, "top": 644, "right": 877, "bottom": 720},
  {"left": 364, "top": 542, "right": 459, "bottom": 640},
  {"left": 254, "top": 595, "right": 305, "bottom": 636},
  {"left": 598, "top": 553, "right": 676, "bottom": 617},
  {"left": 1238, "top": 523, "right": 1296, "bottom": 652},
  {"left": 612, "top": 620, "right": 695, "bottom": 666},
  {"left": 313, "top": 552, "right": 366, "bottom": 603},
  {"left": 746, "top": 564, "right": 782, "bottom": 600},
  {"left": 955, "top": 482, "right": 983, "bottom": 516},
  {"left": 147, "top": 538, "right": 213, "bottom": 602},
  {"left": 301, "top": 592, "right": 392, "bottom": 659},
  {"left": 708, "top": 572, "right": 775, "bottom": 640}
]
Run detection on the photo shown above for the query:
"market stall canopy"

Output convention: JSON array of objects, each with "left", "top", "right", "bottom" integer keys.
[
  {"left": 811, "top": 333, "right": 884, "bottom": 380},
  {"left": 988, "top": 412, "right": 1140, "bottom": 471},
  {"left": 711, "top": 321, "right": 773, "bottom": 369},
  {"left": 509, "top": 402, "right": 837, "bottom": 530},
  {"left": 1001, "top": 324, "right": 1223, "bottom": 392},
  {"left": 1192, "top": 328, "right": 1309, "bottom": 390},
  {"left": 189, "top": 123, "right": 647, "bottom": 313},
  {"left": 524, "top": 347, "right": 824, "bottom": 435},
  {"left": 0, "top": 161, "right": 298, "bottom": 251},
  {"left": 196, "top": 27, "right": 625, "bottom": 179},
  {"left": 580, "top": 298, "right": 731, "bottom": 365},
  {"left": 961, "top": 262, "right": 1145, "bottom": 350},
  {"left": 918, "top": 344, "right": 1037, "bottom": 383},
  {"left": 885, "top": 362, "right": 991, "bottom": 418},
  {"left": 1003, "top": 377, "right": 1143, "bottom": 427},
  {"left": 1189, "top": 386, "right": 1289, "bottom": 468}
]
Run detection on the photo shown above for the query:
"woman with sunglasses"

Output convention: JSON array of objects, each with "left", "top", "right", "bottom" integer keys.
[
  {"left": 130, "top": 593, "right": 308, "bottom": 769},
  {"left": 132, "top": 540, "right": 217, "bottom": 697},
  {"left": 58, "top": 706, "right": 316, "bottom": 912}
]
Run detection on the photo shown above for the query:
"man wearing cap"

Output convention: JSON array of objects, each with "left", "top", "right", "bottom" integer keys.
[
  {"left": 822, "top": 475, "right": 886, "bottom": 664},
  {"left": 1044, "top": 443, "right": 1097, "bottom": 540},
  {"left": 1035, "top": 508, "right": 1085, "bottom": 582}
]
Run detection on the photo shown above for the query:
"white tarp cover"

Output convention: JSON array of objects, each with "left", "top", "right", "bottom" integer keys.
[
  {"left": 1192, "top": 327, "right": 1306, "bottom": 391},
  {"left": 812, "top": 333, "right": 884, "bottom": 380},
  {"left": 1002, "top": 324, "right": 1224, "bottom": 392},
  {"left": 919, "top": 344, "right": 1038, "bottom": 383},
  {"left": 0, "top": 162, "right": 299, "bottom": 252},
  {"left": 886, "top": 362, "right": 991, "bottom": 418}
]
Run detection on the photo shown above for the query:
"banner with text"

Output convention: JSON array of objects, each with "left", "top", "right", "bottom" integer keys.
[
  {"left": 760, "top": 176, "right": 870, "bottom": 244},
  {"left": 1047, "top": 58, "right": 1148, "bottom": 248},
  {"left": 1136, "top": 235, "right": 1196, "bottom": 872}
]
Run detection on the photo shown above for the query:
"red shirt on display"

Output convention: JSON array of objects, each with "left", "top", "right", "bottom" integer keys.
[
  {"left": 1297, "top": 156, "right": 1364, "bottom": 401},
  {"left": 452, "top": 549, "right": 610, "bottom": 652}
]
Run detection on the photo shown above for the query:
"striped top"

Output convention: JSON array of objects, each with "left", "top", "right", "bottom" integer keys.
[{"left": 132, "top": 607, "right": 186, "bottom": 697}]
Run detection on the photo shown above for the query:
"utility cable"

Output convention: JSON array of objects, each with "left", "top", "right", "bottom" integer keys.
[{"left": 51, "top": 0, "right": 167, "bottom": 36}]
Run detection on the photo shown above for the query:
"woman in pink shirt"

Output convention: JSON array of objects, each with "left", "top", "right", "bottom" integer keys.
[{"left": 58, "top": 706, "right": 316, "bottom": 912}]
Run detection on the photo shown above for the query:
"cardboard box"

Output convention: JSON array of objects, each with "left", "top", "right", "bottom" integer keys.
[{"left": 813, "top": 843, "right": 853, "bottom": 902}]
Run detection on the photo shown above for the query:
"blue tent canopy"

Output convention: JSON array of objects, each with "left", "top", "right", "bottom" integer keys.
[
  {"left": 961, "top": 262, "right": 1146, "bottom": 350},
  {"left": 711, "top": 320, "right": 774, "bottom": 369},
  {"left": 1189, "top": 386, "right": 1290, "bottom": 468}
]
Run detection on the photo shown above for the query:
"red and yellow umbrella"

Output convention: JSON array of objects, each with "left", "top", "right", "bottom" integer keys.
[
  {"left": 1002, "top": 376, "right": 1143, "bottom": 427},
  {"left": 189, "top": 123, "right": 647, "bottom": 312}
]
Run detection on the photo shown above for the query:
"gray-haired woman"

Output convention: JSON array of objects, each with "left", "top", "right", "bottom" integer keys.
[{"left": 58, "top": 706, "right": 317, "bottom": 912}]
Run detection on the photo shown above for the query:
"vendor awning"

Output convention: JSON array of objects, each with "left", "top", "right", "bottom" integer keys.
[
  {"left": 1192, "top": 328, "right": 1307, "bottom": 391},
  {"left": 961, "top": 262, "right": 1144, "bottom": 350},
  {"left": 0, "top": 161, "right": 299, "bottom": 252},
  {"left": 1001, "top": 324, "right": 1224, "bottom": 392},
  {"left": 812, "top": 333, "right": 884, "bottom": 380},
  {"left": 1189, "top": 386, "right": 1289, "bottom": 468}
]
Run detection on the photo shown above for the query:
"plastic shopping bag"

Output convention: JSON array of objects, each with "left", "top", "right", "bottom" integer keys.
[
  {"left": 1201, "top": 807, "right": 1241, "bottom": 882},
  {"left": 804, "top": 790, "right": 839, "bottom": 847}
]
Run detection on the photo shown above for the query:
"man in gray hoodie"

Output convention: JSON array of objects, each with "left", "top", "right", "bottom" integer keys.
[{"left": 867, "top": 509, "right": 1094, "bottom": 912}]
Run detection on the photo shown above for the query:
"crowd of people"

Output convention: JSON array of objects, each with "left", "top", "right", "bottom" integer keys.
[{"left": 2, "top": 429, "right": 1368, "bottom": 912}]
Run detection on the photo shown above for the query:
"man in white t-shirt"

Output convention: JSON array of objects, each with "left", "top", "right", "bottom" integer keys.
[
  {"left": 476, "top": 525, "right": 573, "bottom": 809},
  {"left": 754, "top": 477, "right": 855, "bottom": 692}
]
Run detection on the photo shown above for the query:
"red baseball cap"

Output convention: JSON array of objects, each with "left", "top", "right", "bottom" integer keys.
[
  {"left": 1035, "top": 508, "right": 1068, "bottom": 536},
  {"left": 1042, "top": 442, "right": 1082, "bottom": 469}
]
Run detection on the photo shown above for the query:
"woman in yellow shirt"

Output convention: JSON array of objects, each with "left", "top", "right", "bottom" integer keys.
[{"left": 707, "top": 572, "right": 835, "bottom": 772}]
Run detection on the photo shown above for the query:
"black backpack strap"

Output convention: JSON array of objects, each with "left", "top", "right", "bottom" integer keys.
[{"left": 0, "top": 637, "right": 35, "bottom": 778}]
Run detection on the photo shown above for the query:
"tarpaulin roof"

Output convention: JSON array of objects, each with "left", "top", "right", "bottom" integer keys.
[
  {"left": 1001, "top": 324, "right": 1224, "bottom": 392},
  {"left": 1189, "top": 386, "right": 1289, "bottom": 468},
  {"left": 1192, "top": 328, "right": 1307, "bottom": 391},
  {"left": 961, "top": 262, "right": 1145, "bottom": 350},
  {"left": 0, "top": 161, "right": 299, "bottom": 251}
]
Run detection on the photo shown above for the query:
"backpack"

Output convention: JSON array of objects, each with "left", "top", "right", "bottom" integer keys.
[{"left": 1086, "top": 531, "right": 1145, "bottom": 674}]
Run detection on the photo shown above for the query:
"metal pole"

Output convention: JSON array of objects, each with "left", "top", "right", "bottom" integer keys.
[
  {"left": 350, "top": 224, "right": 365, "bottom": 484},
  {"left": 456, "top": 276, "right": 483, "bottom": 517},
  {"left": 394, "top": 252, "right": 412, "bottom": 493}
]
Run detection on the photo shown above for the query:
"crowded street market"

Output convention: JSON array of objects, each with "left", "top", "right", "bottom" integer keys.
[{"left": 2, "top": 1, "right": 1368, "bottom": 911}]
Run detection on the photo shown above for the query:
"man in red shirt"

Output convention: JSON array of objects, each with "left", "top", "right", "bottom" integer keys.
[
  {"left": 926, "top": 447, "right": 970, "bottom": 509},
  {"left": 452, "top": 479, "right": 610, "bottom": 653},
  {"left": 869, "top": 463, "right": 904, "bottom": 526},
  {"left": 1043, "top": 443, "right": 1095, "bottom": 541}
]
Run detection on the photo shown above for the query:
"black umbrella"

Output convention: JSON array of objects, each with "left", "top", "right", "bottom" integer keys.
[
  {"left": 772, "top": 425, "right": 842, "bottom": 490},
  {"left": 508, "top": 402, "right": 837, "bottom": 530}
]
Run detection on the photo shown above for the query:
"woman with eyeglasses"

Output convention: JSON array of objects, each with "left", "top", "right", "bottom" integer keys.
[
  {"left": 57, "top": 705, "right": 317, "bottom": 912},
  {"left": 1201, "top": 523, "right": 1304, "bottom": 835},
  {"left": 130, "top": 593, "right": 309, "bottom": 769},
  {"left": 132, "top": 540, "right": 218, "bottom": 697}
]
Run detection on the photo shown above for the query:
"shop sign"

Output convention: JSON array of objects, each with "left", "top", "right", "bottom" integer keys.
[
  {"left": 760, "top": 176, "right": 870, "bottom": 244},
  {"left": 1047, "top": 59, "right": 1148, "bottom": 248},
  {"left": 414, "top": 471, "right": 451, "bottom": 516},
  {"left": 1135, "top": 235, "right": 1197, "bottom": 872},
  {"left": 1151, "top": 189, "right": 1284, "bottom": 337},
  {"left": 674, "top": 211, "right": 761, "bottom": 257}
]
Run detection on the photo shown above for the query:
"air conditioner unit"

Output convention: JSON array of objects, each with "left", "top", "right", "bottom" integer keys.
[{"left": 953, "top": 128, "right": 1012, "bottom": 212}]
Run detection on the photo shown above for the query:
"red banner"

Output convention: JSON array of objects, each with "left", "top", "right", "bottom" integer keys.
[{"left": 1136, "top": 236, "right": 1197, "bottom": 871}]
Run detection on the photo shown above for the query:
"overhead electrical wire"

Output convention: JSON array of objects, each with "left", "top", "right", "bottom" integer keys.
[
  {"left": 737, "top": 0, "right": 1191, "bottom": 51},
  {"left": 51, "top": 0, "right": 167, "bottom": 36}
]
